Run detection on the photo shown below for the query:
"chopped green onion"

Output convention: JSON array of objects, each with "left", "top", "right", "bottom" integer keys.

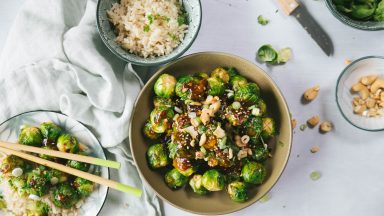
[
  {"left": 143, "top": 24, "right": 150, "bottom": 32},
  {"left": 310, "top": 171, "right": 321, "bottom": 181},
  {"left": 232, "top": 102, "right": 241, "bottom": 110}
]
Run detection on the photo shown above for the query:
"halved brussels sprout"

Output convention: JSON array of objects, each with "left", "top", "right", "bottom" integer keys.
[
  {"left": 26, "top": 168, "right": 50, "bottom": 197},
  {"left": 147, "top": 144, "right": 169, "bottom": 169},
  {"left": 374, "top": 0, "right": 384, "bottom": 21},
  {"left": 234, "top": 83, "right": 260, "bottom": 104},
  {"left": 224, "top": 105, "right": 250, "bottom": 126},
  {"left": 40, "top": 122, "right": 62, "bottom": 142},
  {"left": 67, "top": 159, "right": 90, "bottom": 172},
  {"left": 50, "top": 183, "right": 80, "bottom": 209},
  {"left": 0, "top": 155, "right": 25, "bottom": 174},
  {"left": 9, "top": 175, "right": 28, "bottom": 197},
  {"left": 154, "top": 74, "right": 177, "bottom": 98},
  {"left": 73, "top": 177, "right": 94, "bottom": 197},
  {"left": 252, "top": 146, "right": 269, "bottom": 162},
  {"left": 202, "top": 169, "right": 225, "bottom": 191},
  {"left": 227, "top": 67, "right": 238, "bottom": 79},
  {"left": 257, "top": 99, "right": 267, "bottom": 116},
  {"left": 26, "top": 200, "right": 50, "bottom": 216},
  {"left": 227, "top": 181, "right": 248, "bottom": 202},
  {"left": 351, "top": 3, "right": 376, "bottom": 19},
  {"left": 143, "top": 121, "right": 161, "bottom": 140},
  {"left": 57, "top": 134, "right": 79, "bottom": 153},
  {"left": 48, "top": 169, "right": 68, "bottom": 184},
  {"left": 195, "top": 72, "right": 209, "bottom": 79},
  {"left": 211, "top": 67, "right": 230, "bottom": 83},
  {"left": 207, "top": 77, "right": 225, "bottom": 96},
  {"left": 230, "top": 75, "right": 248, "bottom": 91},
  {"left": 150, "top": 106, "right": 174, "bottom": 133},
  {"left": 175, "top": 75, "right": 195, "bottom": 100},
  {"left": 164, "top": 168, "right": 188, "bottom": 190},
  {"left": 189, "top": 174, "right": 208, "bottom": 195},
  {"left": 241, "top": 161, "right": 266, "bottom": 184},
  {"left": 153, "top": 97, "right": 173, "bottom": 108},
  {"left": 243, "top": 117, "right": 263, "bottom": 138},
  {"left": 261, "top": 117, "right": 277, "bottom": 140},
  {"left": 19, "top": 126, "right": 43, "bottom": 147}
]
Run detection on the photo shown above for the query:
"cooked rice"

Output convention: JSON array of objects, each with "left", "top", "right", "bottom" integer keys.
[{"left": 107, "top": 0, "right": 189, "bottom": 58}]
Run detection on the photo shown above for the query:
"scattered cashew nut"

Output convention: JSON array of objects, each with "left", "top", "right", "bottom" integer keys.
[
  {"left": 307, "top": 115, "right": 320, "bottom": 127},
  {"left": 303, "top": 85, "right": 320, "bottom": 102},
  {"left": 319, "top": 121, "right": 332, "bottom": 133}
]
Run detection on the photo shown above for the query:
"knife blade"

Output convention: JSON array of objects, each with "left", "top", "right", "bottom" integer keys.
[{"left": 278, "top": 0, "right": 334, "bottom": 56}]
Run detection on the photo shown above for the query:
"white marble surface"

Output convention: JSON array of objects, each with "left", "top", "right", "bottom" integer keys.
[{"left": 1, "top": 0, "right": 384, "bottom": 215}]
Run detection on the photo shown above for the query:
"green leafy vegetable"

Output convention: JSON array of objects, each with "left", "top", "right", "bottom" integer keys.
[
  {"left": 177, "top": 13, "right": 188, "bottom": 26},
  {"left": 257, "top": 15, "right": 269, "bottom": 26},
  {"left": 374, "top": 0, "right": 384, "bottom": 21},
  {"left": 277, "top": 48, "right": 292, "bottom": 64},
  {"left": 257, "top": 44, "right": 292, "bottom": 65}
]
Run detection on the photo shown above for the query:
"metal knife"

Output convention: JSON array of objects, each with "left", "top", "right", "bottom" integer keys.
[{"left": 278, "top": 0, "right": 334, "bottom": 56}]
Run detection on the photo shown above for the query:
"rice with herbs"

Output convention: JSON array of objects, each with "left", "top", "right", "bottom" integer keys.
[{"left": 107, "top": 0, "right": 189, "bottom": 58}]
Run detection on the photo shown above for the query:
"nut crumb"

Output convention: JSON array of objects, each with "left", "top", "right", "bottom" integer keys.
[
  {"left": 344, "top": 59, "right": 352, "bottom": 65},
  {"left": 307, "top": 115, "right": 320, "bottom": 127},
  {"left": 291, "top": 119, "right": 297, "bottom": 129},
  {"left": 310, "top": 146, "right": 320, "bottom": 153}
]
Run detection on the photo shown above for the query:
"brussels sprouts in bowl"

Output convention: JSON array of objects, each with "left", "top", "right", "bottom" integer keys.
[{"left": 130, "top": 52, "right": 292, "bottom": 215}]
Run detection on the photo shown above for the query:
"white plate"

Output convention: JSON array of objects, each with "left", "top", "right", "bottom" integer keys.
[{"left": 0, "top": 111, "right": 108, "bottom": 216}]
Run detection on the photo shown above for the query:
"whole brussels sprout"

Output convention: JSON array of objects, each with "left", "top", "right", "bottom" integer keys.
[
  {"left": 241, "top": 161, "right": 266, "bottom": 184},
  {"left": 26, "top": 168, "right": 50, "bottom": 197},
  {"left": 257, "top": 99, "right": 267, "bottom": 116},
  {"left": 207, "top": 77, "right": 225, "bottom": 96},
  {"left": 154, "top": 74, "right": 177, "bottom": 98},
  {"left": 234, "top": 83, "right": 260, "bottom": 104},
  {"left": 164, "top": 168, "right": 188, "bottom": 189},
  {"left": 57, "top": 134, "right": 79, "bottom": 153},
  {"left": 243, "top": 117, "right": 263, "bottom": 138},
  {"left": 261, "top": 117, "right": 277, "bottom": 140},
  {"left": 66, "top": 159, "right": 90, "bottom": 172},
  {"left": 195, "top": 72, "right": 209, "bottom": 79},
  {"left": 73, "top": 177, "right": 94, "bottom": 197},
  {"left": 0, "top": 155, "right": 25, "bottom": 174},
  {"left": 26, "top": 200, "right": 50, "bottom": 216},
  {"left": 252, "top": 146, "right": 269, "bottom": 162},
  {"left": 150, "top": 106, "right": 174, "bottom": 133},
  {"left": 230, "top": 75, "right": 247, "bottom": 91},
  {"left": 153, "top": 97, "right": 173, "bottom": 108},
  {"left": 147, "top": 144, "right": 169, "bottom": 169},
  {"left": 211, "top": 67, "right": 230, "bottom": 83},
  {"left": 227, "top": 181, "right": 248, "bottom": 202},
  {"left": 189, "top": 174, "right": 208, "bottom": 195},
  {"left": 202, "top": 169, "right": 225, "bottom": 191},
  {"left": 143, "top": 121, "right": 161, "bottom": 140},
  {"left": 227, "top": 67, "right": 238, "bottom": 79},
  {"left": 50, "top": 183, "right": 80, "bottom": 209},
  {"left": 40, "top": 122, "right": 62, "bottom": 142},
  {"left": 19, "top": 126, "right": 43, "bottom": 147},
  {"left": 224, "top": 106, "right": 250, "bottom": 126},
  {"left": 175, "top": 75, "right": 195, "bottom": 100}
]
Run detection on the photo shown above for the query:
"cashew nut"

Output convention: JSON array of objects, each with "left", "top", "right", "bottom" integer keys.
[
  {"left": 303, "top": 85, "right": 320, "bottom": 101},
  {"left": 307, "top": 115, "right": 320, "bottom": 127},
  {"left": 360, "top": 75, "right": 378, "bottom": 85},
  {"left": 319, "top": 121, "right": 332, "bottom": 133},
  {"left": 366, "top": 98, "right": 376, "bottom": 108},
  {"left": 351, "top": 83, "right": 369, "bottom": 100},
  {"left": 370, "top": 79, "right": 384, "bottom": 93},
  {"left": 354, "top": 104, "right": 366, "bottom": 115}
]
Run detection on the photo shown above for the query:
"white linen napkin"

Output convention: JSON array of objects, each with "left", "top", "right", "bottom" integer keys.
[{"left": 0, "top": 0, "right": 161, "bottom": 215}]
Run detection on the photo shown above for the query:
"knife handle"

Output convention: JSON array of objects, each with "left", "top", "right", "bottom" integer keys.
[{"left": 278, "top": 0, "right": 299, "bottom": 15}]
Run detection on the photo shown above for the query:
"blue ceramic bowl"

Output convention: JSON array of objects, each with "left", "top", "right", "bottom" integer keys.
[{"left": 96, "top": 0, "right": 202, "bottom": 66}]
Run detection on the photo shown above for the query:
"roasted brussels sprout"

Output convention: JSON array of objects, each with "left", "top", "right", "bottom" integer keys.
[
  {"left": 50, "top": 183, "right": 80, "bottom": 209},
  {"left": 227, "top": 181, "right": 248, "bottom": 202},
  {"left": 57, "top": 134, "right": 79, "bottom": 153},
  {"left": 26, "top": 200, "right": 50, "bottom": 216},
  {"left": 224, "top": 105, "right": 250, "bottom": 126},
  {"left": 40, "top": 122, "right": 62, "bottom": 142},
  {"left": 207, "top": 77, "right": 225, "bottom": 96},
  {"left": 143, "top": 121, "right": 161, "bottom": 140},
  {"left": 73, "top": 177, "right": 94, "bottom": 197},
  {"left": 195, "top": 72, "right": 209, "bottom": 79},
  {"left": 211, "top": 67, "right": 230, "bottom": 83},
  {"left": 154, "top": 74, "right": 177, "bottom": 98},
  {"left": 261, "top": 117, "right": 277, "bottom": 140},
  {"left": 201, "top": 169, "right": 225, "bottom": 191},
  {"left": 147, "top": 144, "right": 169, "bottom": 169},
  {"left": 153, "top": 97, "right": 173, "bottom": 108},
  {"left": 9, "top": 175, "right": 28, "bottom": 196},
  {"left": 189, "top": 174, "right": 208, "bottom": 195},
  {"left": 234, "top": 83, "right": 260, "bottom": 104},
  {"left": 175, "top": 75, "right": 195, "bottom": 100},
  {"left": 227, "top": 67, "right": 238, "bottom": 78},
  {"left": 252, "top": 146, "right": 269, "bottom": 162},
  {"left": 26, "top": 168, "right": 50, "bottom": 197},
  {"left": 150, "top": 106, "right": 174, "bottom": 133},
  {"left": 164, "top": 168, "right": 188, "bottom": 189},
  {"left": 257, "top": 99, "right": 267, "bottom": 116},
  {"left": 230, "top": 75, "right": 248, "bottom": 91},
  {"left": 19, "top": 126, "right": 43, "bottom": 147},
  {"left": 241, "top": 161, "right": 266, "bottom": 184},
  {"left": 243, "top": 117, "right": 263, "bottom": 138},
  {"left": 66, "top": 159, "right": 90, "bottom": 172},
  {"left": 374, "top": 0, "right": 384, "bottom": 21},
  {"left": 48, "top": 170, "right": 68, "bottom": 184},
  {"left": 0, "top": 155, "right": 25, "bottom": 174}
]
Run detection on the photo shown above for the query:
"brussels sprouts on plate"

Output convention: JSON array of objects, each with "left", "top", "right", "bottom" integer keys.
[{"left": 144, "top": 67, "right": 278, "bottom": 202}]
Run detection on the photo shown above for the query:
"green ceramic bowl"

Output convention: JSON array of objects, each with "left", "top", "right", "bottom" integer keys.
[
  {"left": 129, "top": 52, "right": 292, "bottom": 215},
  {"left": 96, "top": 0, "right": 202, "bottom": 66},
  {"left": 325, "top": 0, "right": 384, "bottom": 31}
]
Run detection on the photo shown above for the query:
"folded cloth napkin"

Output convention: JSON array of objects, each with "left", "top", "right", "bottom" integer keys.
[{"left": 0, "top": 0, "right": 161, "bottom": 215}]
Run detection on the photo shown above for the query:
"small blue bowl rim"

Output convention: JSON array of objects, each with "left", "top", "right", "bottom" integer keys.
[
  {"left": 96, "top": 0, "right": 202, "bottom": 66},
  {"left": 335, "top": 56, "right": 384, "bottom": 132},
  {"left": 324, "top": 0, "right": 384, "bottom": 31}
]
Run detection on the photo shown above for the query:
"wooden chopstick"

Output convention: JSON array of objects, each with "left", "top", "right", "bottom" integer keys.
[
  {"left": 0, "top": 141, "right": 120, "bottom": 169},
  {"left": 0, "top": 146, "right": 142, "bottom": 197}
]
